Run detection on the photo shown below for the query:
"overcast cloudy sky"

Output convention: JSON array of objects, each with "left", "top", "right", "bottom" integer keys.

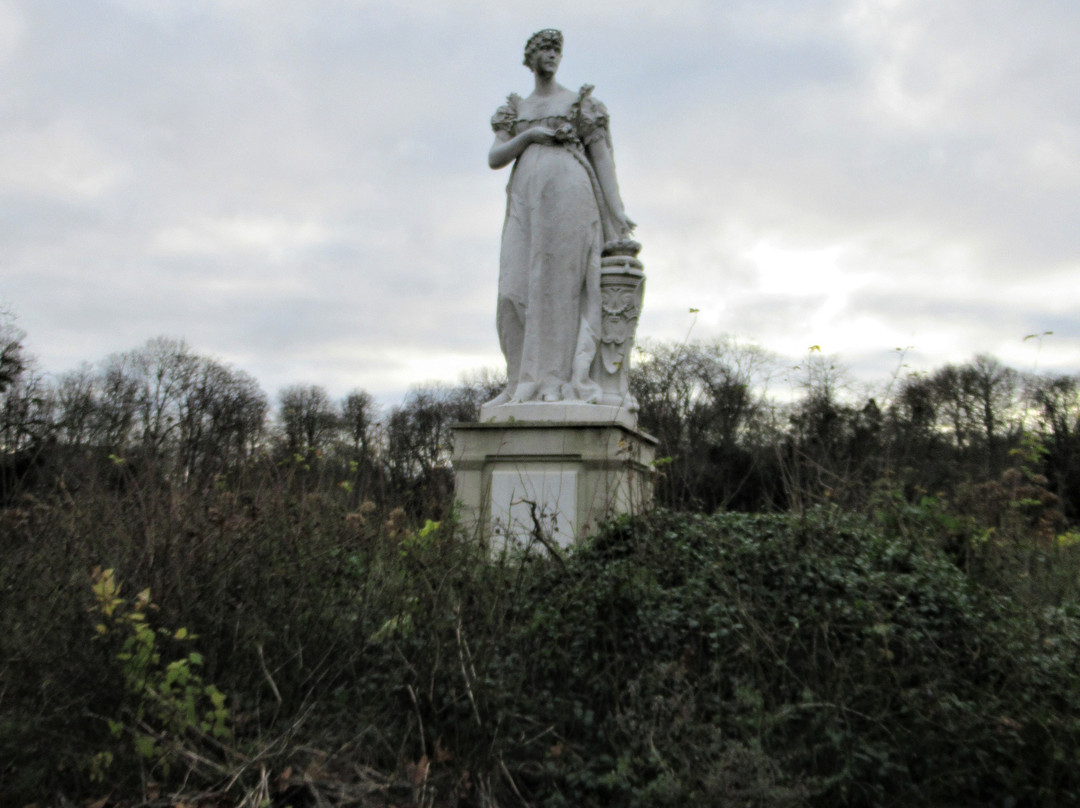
[{"left": 3, "top": 0, "right": 1078, "bottom": 403}]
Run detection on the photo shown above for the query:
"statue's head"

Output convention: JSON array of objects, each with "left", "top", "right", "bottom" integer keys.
[{"left": 523, "top": 29, "right": 563, "bottom": 69}]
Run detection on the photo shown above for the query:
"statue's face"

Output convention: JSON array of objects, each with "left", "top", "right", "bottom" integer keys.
[{"left": 530, "top": 44, "right": 562, "bottom": 76}]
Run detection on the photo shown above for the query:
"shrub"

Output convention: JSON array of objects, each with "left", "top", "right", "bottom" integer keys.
[{"left": 3, "top": 482, "right": 1080, "bottom": 806}]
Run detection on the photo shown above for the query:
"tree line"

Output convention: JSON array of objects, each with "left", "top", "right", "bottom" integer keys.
[
  {"left": 632, "top": 340, "right": 1079, "bottom": 521},
  {"left": 2, "top": 323, "right": 1078, "bottom": 533}
]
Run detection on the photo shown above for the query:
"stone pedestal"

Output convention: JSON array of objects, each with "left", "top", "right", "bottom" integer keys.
[{"left": 451, "top": 415, "right": 657, "bottom": 548}]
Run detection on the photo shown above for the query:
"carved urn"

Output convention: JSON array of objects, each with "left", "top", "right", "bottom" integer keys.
[{"left": 597, "top": 238, "right": 644, "bottom": 410}]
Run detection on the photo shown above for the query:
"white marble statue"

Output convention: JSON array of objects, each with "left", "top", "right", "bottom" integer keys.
[{"left": 485, "top": 29, "right": 637, "bottom": 408}]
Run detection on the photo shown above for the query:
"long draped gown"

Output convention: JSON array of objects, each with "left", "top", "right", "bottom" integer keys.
[{"left": 491, "top": 85, "right": 617, "bottom": 404}]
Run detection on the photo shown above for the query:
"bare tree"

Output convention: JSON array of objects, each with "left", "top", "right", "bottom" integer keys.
[
  {"left": 0, "top": 314, "right": 29, "bottom": 449},
  {"left": 631, "top": 338, "right": 779, "bottom": 511},
  {"left": 341, "top": 390, "right": 378, "bottom": 457},
  {"left": 177, "top": 359, "right": 268, "bottom": 482},
  {"left": 278, "top": 384, "right": 338, "bottom": 458}
]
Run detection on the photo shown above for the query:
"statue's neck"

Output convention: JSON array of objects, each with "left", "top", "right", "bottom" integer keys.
[{"left": 532, "top": 72, "right": 561, "bottom": 97}]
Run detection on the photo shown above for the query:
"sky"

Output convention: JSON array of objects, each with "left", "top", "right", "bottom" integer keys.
[{"left": 3, "top": 0, "right": 1078, "bottom": 405}]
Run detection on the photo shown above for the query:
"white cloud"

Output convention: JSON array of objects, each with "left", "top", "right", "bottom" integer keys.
[
  {"left": 1025, "top": 129, "right": 1080, "bottom": 187},
  {"left": 0, "top": 1, "right": 23, "bottom": 64},
  {"left": 151, "top": 216, "right": 333, "bottom": 261},
  {"left": 0, "top": 120, "right": 130, "bottom": 200},
  {"left": 2, "top": 0, "right": 1077, "bottom": 400}
]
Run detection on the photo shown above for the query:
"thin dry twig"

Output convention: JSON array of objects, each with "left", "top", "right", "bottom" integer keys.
[
  {"left": 406, "top": 683, "right": 428, "bottom": 760},
  {"left": 455, "top": 613, "right": 483, "bottom": 728},
  {"left": 525, "top": 499, "right": 568, "bottom": 573},
  {"left": 256, "top": 642, "right": 283, "bottom": 704},
  {"left": 499, "top": 758, "right": 529, "bottom": 807},
  {"left": 221, "top": 703, "right": 315, "bottom": 792}
]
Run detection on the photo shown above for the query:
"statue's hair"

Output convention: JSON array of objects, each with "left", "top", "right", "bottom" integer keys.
[{"left": 523, "top": 29, "right": 563, "bottom": 68}]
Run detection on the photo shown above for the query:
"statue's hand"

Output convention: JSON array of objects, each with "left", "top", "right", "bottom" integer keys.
[
  {"left": 526, "top": 126, "right": 558, "bottom": 145},
  {"left": 615, "top": 212, "right": 637, "bottom": 235}
]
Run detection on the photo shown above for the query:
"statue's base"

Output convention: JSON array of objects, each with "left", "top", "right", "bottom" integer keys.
[
  {"left": 451, "top": 419, "right": 657, "bottom": 548},
  {"left": 479, "top": 400, "right": 638, "bottom": 430}
]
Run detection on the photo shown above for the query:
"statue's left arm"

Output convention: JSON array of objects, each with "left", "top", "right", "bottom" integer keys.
[{"left": 587, "top": 135, "right": 636, "bottom": 237}]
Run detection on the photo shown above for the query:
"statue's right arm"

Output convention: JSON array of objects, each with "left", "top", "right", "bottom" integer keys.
[{"left": 488, "top": 127, "right": 556, "bottom": 169}]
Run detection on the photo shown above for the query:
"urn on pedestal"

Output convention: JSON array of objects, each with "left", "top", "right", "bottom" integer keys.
[{"left": 596, "top": 238, "right": 645, "bottom": 411}]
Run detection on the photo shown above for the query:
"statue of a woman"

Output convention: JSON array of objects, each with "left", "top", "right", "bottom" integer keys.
[{"left": 486, "top": 29, "right": 636, "bottom": 407}]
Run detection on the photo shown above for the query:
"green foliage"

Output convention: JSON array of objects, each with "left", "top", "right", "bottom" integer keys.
[
  {"left": 313, "top": 506, "right": 1077, "bottom": 807},
  {"left": 872, "top": 432, "right": 1080, "bottom": 606},
  {"left": 87, "top": 567, "right": 232, "bottom": 782},
  {"left": 4, "top": 456, "right": 1080, "bottom": 807},
  {"left": 480, "top": 509, "right": 1080, "bottom": 806}
]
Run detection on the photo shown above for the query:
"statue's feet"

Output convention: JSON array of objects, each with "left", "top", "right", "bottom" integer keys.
[
  {"left": 510, "top": 382, "right": 537, "bottom": 403},
  {"left": 570, "top": 377, "right": 603, "bottom": 405},
  {"left": 484, "top": 390, "right": 512, "bottom": 408}
]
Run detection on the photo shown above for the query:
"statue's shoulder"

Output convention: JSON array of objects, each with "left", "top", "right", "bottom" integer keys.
[
  {"left": 574, "top": 84, "right": 610, "bottom": 141},
  {"left": 491, "top": 93, "right": 523, "bottom": 134}
]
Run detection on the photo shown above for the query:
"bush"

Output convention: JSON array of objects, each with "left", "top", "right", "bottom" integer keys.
[
  {"left": 3, "top": 479, "right": 1080, "bottom": 806},
  {"left": 469, "top": 510, "right": 1080, "bottom": 806}
]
